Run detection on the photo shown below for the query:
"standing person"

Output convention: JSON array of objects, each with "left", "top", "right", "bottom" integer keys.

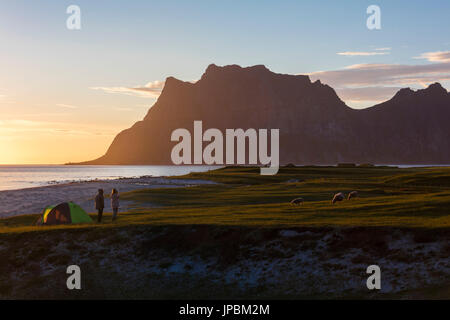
[
  {"left": 111, "top": 188, "right": 120, "bottom": 222},
  {"left": 95, "top": 189, "right": 105, "bottom": 223}
]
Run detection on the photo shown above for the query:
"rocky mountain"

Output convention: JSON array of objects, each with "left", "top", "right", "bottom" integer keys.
[{"left": 79, "top": 64, "right": 450, "bottom": 165}]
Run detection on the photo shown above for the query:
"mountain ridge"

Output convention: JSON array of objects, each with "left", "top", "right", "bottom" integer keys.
[{"left": 76, "top": 64, "right": 450, "bottom": 165}]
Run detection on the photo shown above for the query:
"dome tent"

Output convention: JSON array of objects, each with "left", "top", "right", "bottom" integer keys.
[{"left": 36, "top": 202, "right": 93, "bottom": 225}]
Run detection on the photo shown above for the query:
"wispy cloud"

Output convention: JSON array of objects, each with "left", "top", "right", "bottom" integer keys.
[
  {"left": 0, "top": 119, "right": 117, "bottom": 136},
  {"left": 114, "top": 107, "right": 134, "bottom": 111},
  {"left": 90, "top": 80, "right": 165, "bottom": 98},
  {"left": 56, "top": 103, "right": 79, "bottom": 109},
  {"left": 336, "top": 86, "right": 402, "bottom": 103},
  {"left": 337, "top": 51, "right": 389, "bottom": 56},
  {"left": 414, "top": 51, "right": 450, "bottom": 63},
  {"left": 0, "top": 92, "right": 16, "bottom": 104},
  {"left": 310, "top": 62, "right": 450, "bottom": 87},
  {"left": 337, "top": 47, "right": 391, "bottom": 57}
]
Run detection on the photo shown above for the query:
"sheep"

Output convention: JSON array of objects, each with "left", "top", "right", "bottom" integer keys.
[
  {"left": 290, "top": 197, "right": 304, "bottom": 205},
  {"left": 348, "top": 191, "right": 358, "bottom": 200},
  {"left": 332, "top": 192, "right": 345, "bottom": 204}
]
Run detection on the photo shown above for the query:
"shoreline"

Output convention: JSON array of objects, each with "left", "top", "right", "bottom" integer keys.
[
  {"left": 1, "top": 164, "right": 449, "bottom": 192},
  {"left": 1, "top": 164, "right": 450, "bottom": 219},
  {"left": 0, "top": 174, "right": 200, "bottom": 192},
  {"left": 0, "top": 176, "right": 217, "bottom": 219},
  {"left": 0, "top": 164, "right": 222, "bottom": 192}
]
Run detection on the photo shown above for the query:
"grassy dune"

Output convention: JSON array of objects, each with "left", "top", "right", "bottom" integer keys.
[
  {"left": 1, "top": 166, "right": 449, "bottom": 299},
  {"left": 4, "top": 165, "right": 450, "bottom": 232},
  {"left": 119, "top": 166, "right": 450, "bottom": 228}
]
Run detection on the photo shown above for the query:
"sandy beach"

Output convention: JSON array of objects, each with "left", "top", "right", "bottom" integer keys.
[{"left": 0, "top": 176, "right": 216, "bottom": 218}]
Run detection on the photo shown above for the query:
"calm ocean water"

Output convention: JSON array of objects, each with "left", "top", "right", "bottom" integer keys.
[
  {"left": 0, "top": 165, "right": 221, "bottom": 191},
  {"left": 0, "top": 164, "right": 448, "bottom": 192}
]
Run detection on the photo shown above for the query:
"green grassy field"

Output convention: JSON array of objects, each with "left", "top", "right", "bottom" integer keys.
[
  {"left": 1, "top": 165, "right": 450, "bottom": 233},
  {"left": 1, "top": 166, "right": 449, "bottom": 299}
]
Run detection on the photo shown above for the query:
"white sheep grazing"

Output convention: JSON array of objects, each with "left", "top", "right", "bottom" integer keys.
[
  {"left": 290, "top": 197, "right": 304, "bottom": 205},
  {"left": 348, "top": 191, "right": 358, "bottom": 200},
  {"left": 332, "top": 192, "right": 345, "bottom": 204}
]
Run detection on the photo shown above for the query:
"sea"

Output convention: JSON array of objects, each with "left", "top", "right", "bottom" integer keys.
[
  {"left": 0, "top": 164, "right": 448, "bottom": 192},
  {"left": 0, "top": 165, "right": 221, "bottom": 191}
]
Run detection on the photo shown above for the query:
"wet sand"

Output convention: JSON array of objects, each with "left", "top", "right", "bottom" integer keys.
[{"left": 0, "top": 176, "right": 216, "bottom": 218}]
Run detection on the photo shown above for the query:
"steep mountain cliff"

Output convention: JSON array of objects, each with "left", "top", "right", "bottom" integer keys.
[{"left": 80, "top": 64, "right": 450, "bottom": 165}]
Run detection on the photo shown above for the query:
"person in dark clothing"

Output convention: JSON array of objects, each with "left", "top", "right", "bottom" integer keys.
[
  {"left": 111, "top": 188, "right": 120, "bottom": 222},
  {"left": 95, "top": 189, "right": 105, "bottom": 223}
]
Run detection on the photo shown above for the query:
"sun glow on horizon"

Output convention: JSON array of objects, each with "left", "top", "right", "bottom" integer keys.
[{"left": 0, "top": 115, "right": 144, "bottom": 164}]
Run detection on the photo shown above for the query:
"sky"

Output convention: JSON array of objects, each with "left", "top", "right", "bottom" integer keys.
[{"left": 1, "top": 0, "right": 450, "bottom": 164}]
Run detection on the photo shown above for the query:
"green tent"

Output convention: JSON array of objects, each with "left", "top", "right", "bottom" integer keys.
[{"left": 36, "top": 202, "right": 93, "bottom": 225}]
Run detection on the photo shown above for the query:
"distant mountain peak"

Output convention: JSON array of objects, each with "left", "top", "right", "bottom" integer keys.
[
  {"left": 201, "top": 63, "right": 271, "bottom": 81},
  {"left": 391, "top": 82, "right": 448, "bottom": 102},
  {"left": 164, "top": 76, "right": 183, "bottom": 86},
  {"left": 205, "top": 63, "right": 269, "bottom": 73},
  {"left": 392, "top": 87, "right": 414, "bottom": 99},
  {"left": 78, "top": 64, "right": 450, "bottom": 166},
  {"left": 423, "top": 82, "right": 447, "bottom": 94},
  {"left": 159, "top": 76, "right": 191, "bottom": 96}
]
